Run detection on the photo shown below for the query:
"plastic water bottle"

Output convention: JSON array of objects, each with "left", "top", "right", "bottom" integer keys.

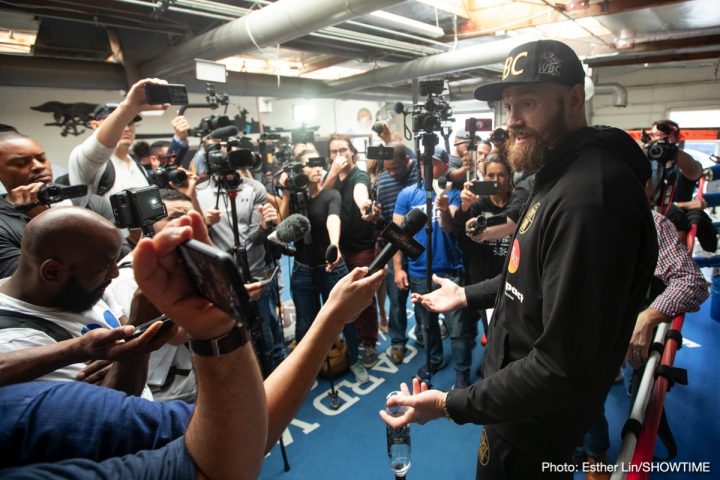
[{"left": 385, "top": 391, "right": 411, "bottom": 478}]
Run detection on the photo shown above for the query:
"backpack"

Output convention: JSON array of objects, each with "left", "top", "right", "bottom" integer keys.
[{"left": 0, "top": 309, "right": 72, "bottom": 342}]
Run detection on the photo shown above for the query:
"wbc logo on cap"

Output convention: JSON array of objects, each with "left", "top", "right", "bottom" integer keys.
[
  {"left": 501, "top": 51, "right": 528, "bottom": 80},
  {"left": 538, "top": 52, "right": 563, "bottom": 77}
]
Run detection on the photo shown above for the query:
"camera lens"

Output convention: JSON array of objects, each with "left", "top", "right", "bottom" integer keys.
[{"left": 169, "top": 169, "right": 188, "bottom": 186}]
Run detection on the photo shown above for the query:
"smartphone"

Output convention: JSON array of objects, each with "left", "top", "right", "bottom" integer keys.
[
  {"left": 255, "top": 266, "right": 279, "bottom": 287},
  {"left": 144, "top": 83, "right": 189, "bottom": 105},
  {"left": 126, "top": 314, "right": 174, "bottom": 340},
  {"left": 470, "top": 180, "right": 499, "bottom": 196},
  {"left": 177, "top": 239, "right": 250, "bottom": 325}
]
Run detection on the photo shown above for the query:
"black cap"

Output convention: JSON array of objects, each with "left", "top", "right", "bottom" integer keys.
[
  {"left": 473, "top": 40, "right": 585, "bottom": 101},
  {"left": 91, "top": 103, "right": 142, "bottom": 123}
]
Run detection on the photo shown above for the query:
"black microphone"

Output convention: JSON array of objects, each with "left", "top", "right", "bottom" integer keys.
[
  {"left": 325, "top": 244, "right": 338, "bottom": 264},
  {"left": 208, "top": 125, "right": 238, "bottom": 140},
  {"left": 372, "top": 121, "right": 385, "bottom": 136},
  {"left": 267, "top": 214, "right": 311, "bottom": 256},
  {"left": 393, "top": 102, "right": 406, "bottom": 115},
  {"left": 367, "top": 208, "right": 427, "bottom": 275}
]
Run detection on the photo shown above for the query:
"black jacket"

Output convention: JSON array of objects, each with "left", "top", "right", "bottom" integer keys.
[{"left": 446, "top": 126, "right": 658, "bottom": 453}]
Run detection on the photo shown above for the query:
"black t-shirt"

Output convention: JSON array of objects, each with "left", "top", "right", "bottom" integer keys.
[
  {"left": 334, "top": 167, "right": 375, "bottom": 252},
  {"left": 454, "top": 196, "right": 511, "bottom": 283},
  {"left": 295, "top": 189, "right": 341, "bottom": 267}
]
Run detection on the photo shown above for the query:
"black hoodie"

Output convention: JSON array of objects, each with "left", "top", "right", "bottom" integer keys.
[{"left": 446, "top": 126, "right": 658, "bottom": 454}]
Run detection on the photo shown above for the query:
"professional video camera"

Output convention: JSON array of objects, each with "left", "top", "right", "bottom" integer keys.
[
  {"left": 410, "top": 80, "right": 454, "bottom": 134},
  {"left": 189, "top": 114, "right": 232, "bottom": 138},
  {"left": 110, "top": 185, "right": 167, "bottom": 236},
  {"left": 154, "top": 153, "right": 188, "bottom": 189},
  {"left": 278, "top": 162, "right": 309, "bottom": 192}
]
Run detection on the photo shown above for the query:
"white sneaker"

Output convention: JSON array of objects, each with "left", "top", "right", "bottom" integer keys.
[{"left": 350, "top": 360, "right": 369, "bottom": 384}]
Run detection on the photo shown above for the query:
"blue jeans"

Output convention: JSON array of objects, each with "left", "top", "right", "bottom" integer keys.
[
  {"left": 290, "top": 261, "right": 359, "bottom": 364},
  {"left": 410, "top": 272, "right": 472, "bottom": 373},
  {"left": 387, "top": 260, "right": 410, "bottom": 348},
  {"left": 256, "top": 275, "right": 285, "bottom": 363}
]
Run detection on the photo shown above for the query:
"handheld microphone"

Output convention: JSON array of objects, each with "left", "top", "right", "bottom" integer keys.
[
  {"left": 367, "top": 208, "right": 427, "bottom": 275},
  {"left": 267, "top": 214, "right": 311, "bottom": 256},
  {"left": 372, "top": 121, "right": 385, "bottom": 136},
  {"left": 433, "top": 176, "right": 451, "bottom": 196},
  {"left": 325, "top": 244, "right": 338, "bottom": 264},
  {"left": 208, "top": 125, "right": 238, "bottom": 140}
]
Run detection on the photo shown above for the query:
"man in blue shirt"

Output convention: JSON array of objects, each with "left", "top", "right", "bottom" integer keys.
[
  {"left": 392, "top": 146, "right": 473, "bottom": 388},
  {"left": 374, "top": 142, "right": 418, "bottom": 364}
]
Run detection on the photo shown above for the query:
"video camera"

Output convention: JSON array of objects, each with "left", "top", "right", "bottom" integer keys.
[
  {"left": 466, "top": 213, "right": 507, "bottom": 235},
  {"left": 110, "top": 185, "right": 167, "bottom": 234},
  {"left": 489, "top": 127, "right": 508, "bottom": 144},
  {"left": 279, "top": 162, "right": 309, "bottom": 192},
  {"left": 154, "top": 154, "right": 188, "bottom": 189},
  {"left": 37, "top": 184, "right": 88, "bottom": 205},
  {"left": 411, "top": 80, "right": 454, "bottom": 134},
  {"left": 189, "top": 114, "right": 232, "bottom": 138}
]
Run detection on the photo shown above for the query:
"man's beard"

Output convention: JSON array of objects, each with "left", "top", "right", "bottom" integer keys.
[
  {"left": 506, "top": 99, "right": 568, "bottom": 174},
  {"left": 506, "top": 129, "right": 548, "bottom": 175},
  {"left": 52, "top": 275, "right": 106, "bottom": 313}
]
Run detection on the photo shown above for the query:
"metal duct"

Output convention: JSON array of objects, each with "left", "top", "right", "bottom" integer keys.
[
  {"left": 0, "top": 55, "right": 410, "bottom": 102},
  {"left": 594, "top": 83, "right": 628, "bottom": 107},
  {"left": 322, "top": 36, "right": 532, "bottom": 96},
  {"left": 140, "top": 0, "right": 405, "bottom": 78},
  {"left": 0, "top": 55, "right": 127, "bottom": 90}
]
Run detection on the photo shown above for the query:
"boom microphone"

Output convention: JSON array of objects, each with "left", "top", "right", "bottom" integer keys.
[
  {"left": 208, "top": 125, "right": 238, "bottom": 140},
  {"left": 267, "top": 214, "right": 311, "bottom": 255},
  {"left": 367, "top": 208, "right": 427, "bottom": 275}
]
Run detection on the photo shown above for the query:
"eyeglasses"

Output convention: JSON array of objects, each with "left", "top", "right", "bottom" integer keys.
[{"left": 329, "top": 147, "right": 350, "bottom": 156}]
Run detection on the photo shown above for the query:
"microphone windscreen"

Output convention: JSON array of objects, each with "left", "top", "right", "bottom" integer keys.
[
  {"left": 393, "top": 102, "right": 405, "bottom": 114},
  {"left": 438, "top": 176, "right": 447, "bottom": 190},
  {"left": 401, "top": 208, "right": 428, "bottom": 234},
  {"left": 209, "top": 125, "right": 238, "bottom": 139},
  {"left": 325, "top": 244, "right": 338, "bottom": 263},
  {"left": 372, "top": 122, "right": 385, "bottom": 136},
  {"left": 275, "top": 214, "right": 311, "bottom": 243}
]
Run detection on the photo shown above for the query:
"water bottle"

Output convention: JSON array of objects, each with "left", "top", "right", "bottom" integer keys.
[{"left": 385, "top": 391, "right": 411, "bottom": 478}]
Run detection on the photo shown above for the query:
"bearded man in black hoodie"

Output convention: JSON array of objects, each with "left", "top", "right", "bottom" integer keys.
[{"left": 381, "top": 40, "right": 658, "bottom": 479}]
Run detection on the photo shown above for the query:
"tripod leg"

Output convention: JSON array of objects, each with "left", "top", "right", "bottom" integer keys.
[
  {"left": 326, "top": 356, "right": 340, "bottom": 410},
  {"left": 279, "top": 436, "right": 290, "bottom": 471}
]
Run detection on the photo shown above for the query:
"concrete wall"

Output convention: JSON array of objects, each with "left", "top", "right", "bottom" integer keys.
[{"left": 0, "top": 85, "right": 384, "bottom": 170}]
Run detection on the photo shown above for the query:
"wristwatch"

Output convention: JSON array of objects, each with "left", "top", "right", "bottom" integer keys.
[{"left": 189, "top": 325, "right": 249, "bottom": 357}]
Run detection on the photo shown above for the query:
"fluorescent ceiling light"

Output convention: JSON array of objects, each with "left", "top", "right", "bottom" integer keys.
[{"left": 368, "top": 10, "right": 444, "bottom": 38}]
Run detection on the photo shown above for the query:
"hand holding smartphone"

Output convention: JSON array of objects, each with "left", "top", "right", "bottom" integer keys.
[
  {"left": 126, "top": 314, "right": 174, "bottom": 340},
  {"left": 177, "top": 239, "right": 251, "bottom": 325},
  {"left": 470, "top": 180, "right": 499, "bottom": 196},
  {"left": 144, "top": 84, "right": 189, "bottom": 105}
]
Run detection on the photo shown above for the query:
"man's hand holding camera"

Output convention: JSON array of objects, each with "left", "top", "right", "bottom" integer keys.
[
  {"left": 8, "top": 182, "right": 48, "bottom": 217},
  {"left": 360, "top": 198, "right": 381, "bottom": 223}
]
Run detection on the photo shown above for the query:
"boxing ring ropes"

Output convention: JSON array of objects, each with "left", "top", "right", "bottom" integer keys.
[{"left": 611, "top": 164, "right": 720, "bottom": 479}]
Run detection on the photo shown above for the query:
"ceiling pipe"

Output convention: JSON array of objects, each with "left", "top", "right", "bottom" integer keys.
[
  {"left": 139, "top": 0, "right": 406, "bottom": 78},
  {"left": 594, "top": 83, "right": 628, "bottom": 107}
]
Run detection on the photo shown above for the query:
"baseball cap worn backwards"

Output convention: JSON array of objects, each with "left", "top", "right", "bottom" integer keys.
[
  {"left": 432, "top": 145, "right": 449, "bottom": 163},
  {"left": 92, "top": 103, "right": 143, "bottom": 123},
  {"left": 473, "top": 39, "right": 585, "bottom": 101}
]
